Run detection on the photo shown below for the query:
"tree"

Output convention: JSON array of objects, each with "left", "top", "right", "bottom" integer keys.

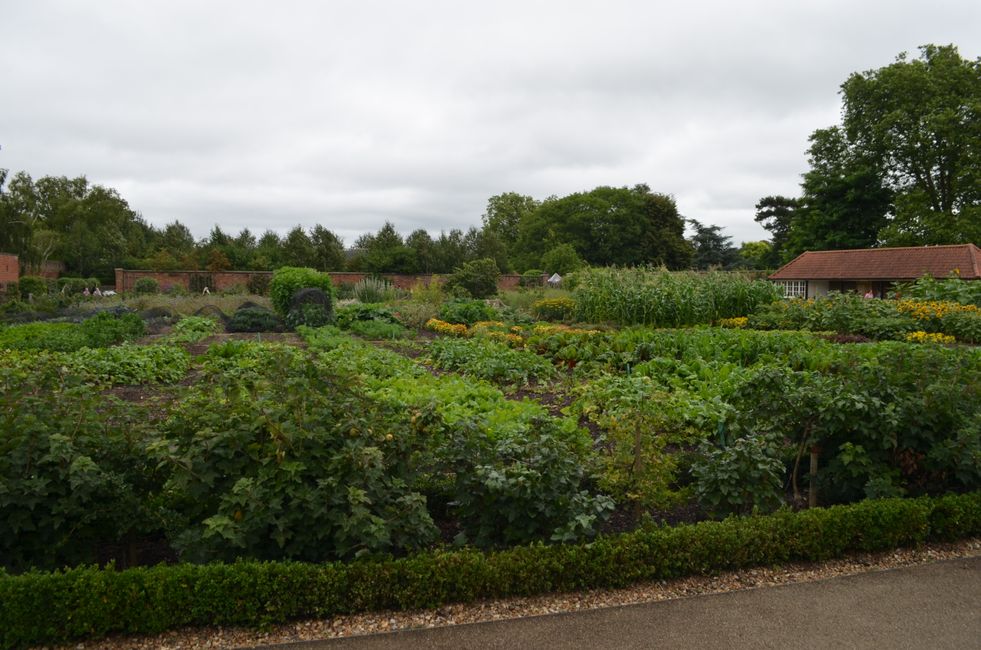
[
  {"left": 356, "top": 222, "right": 415, "bottom": 273},
  {"left": 511, "top": 185, "right": 691, "bottom": 270},
  {"left": 310, "top": 225, "right": 345, "bottom": 271},
  {"left": 281, "top": 226, "right": 316, "bottom": 268},
  {"left": 688, "top": 220, "right": 739, "bottom": 270},
  {"left": 787, "top": 126, "right": 893, "bottom": 255},
  {"left": 481, "top": 192, "right": 539, "bottom": 250},
  {"left": 754, "top": 196, "right": 799, "bottom": 265},
  {"left": 254, "top": 230, "right": 283, "bottom": 270},
  {"left": 405, "top": 229, "right": 436, "bottom": 273},
  {"left": 737, "top": 241, "right": 773, "bottom": 270},
  {"left": 159, "top": 221, "right": 195, "bottom": 258},
  {"left": 541, "top": 243, "right": 584, "bottom": 274}
]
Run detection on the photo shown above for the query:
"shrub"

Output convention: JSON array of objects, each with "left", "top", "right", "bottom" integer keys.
[
  {"left": 410, "top": 279, "right": 445, "bottom": 305},
  {"left": 692, "top": 436, "right": 786, "bottom": 517},
  {"left": 446, "top": 258, "right": 500, "bottom": 299},
  {"left": 3, "top": 493, "right": 976, "bottom": 648},
  {"left": 354, "top": 276, "right": 398, "bottom": 303},
  {"left": 133, "top": 277, "right": 160, "bottom": 294},
  {"left": 16, "top": 275, "right": 49, "bottom": 300},
  {"left": 438, "top": 299, "right": 498, "bottom": 326},
  {"left": 285, "top": 288, "right": 334, "bottom": 329},
  {"left": 270, "top": 267, "right": 334, "bottom": 317},
  {"left": 226, "top": 307, "right": 284, "bottom": 333}
]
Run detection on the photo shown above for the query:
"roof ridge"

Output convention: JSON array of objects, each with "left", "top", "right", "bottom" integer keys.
[{"left": 800, "top": 244, "right": 977, "bottom": 255}]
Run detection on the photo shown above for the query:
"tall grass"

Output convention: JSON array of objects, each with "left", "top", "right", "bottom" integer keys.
[{"left": 574, "top": 267, "right": 781, "bottom": 326}]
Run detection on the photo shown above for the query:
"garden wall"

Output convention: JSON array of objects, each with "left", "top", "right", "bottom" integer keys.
[
  {"left": 114, "top": 269, "right": 527, "bottom": 293},
  {"left": 0, "top": 253, "right": 18, "bottom": 291}
]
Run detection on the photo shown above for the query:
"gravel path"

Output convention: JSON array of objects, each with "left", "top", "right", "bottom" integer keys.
[{"left": 42, "top": 538, "right": 980, "bottom": 650}]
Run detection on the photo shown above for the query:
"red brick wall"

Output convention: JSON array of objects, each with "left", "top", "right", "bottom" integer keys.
[
  {"left": 0, "top": 253, "right": 19, "bottom": 291},
  {"left": 115, "top": 269, "right": 528, "bottom": 294}
]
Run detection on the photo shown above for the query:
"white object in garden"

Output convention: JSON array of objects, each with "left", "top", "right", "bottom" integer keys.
[{"left": 547, "top": 273, "right": 562, "bottom": 287}]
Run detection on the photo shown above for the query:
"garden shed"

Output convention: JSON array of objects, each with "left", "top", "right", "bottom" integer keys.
[{"left": 769, "top": 244, "right": 981, "bottom": 299}]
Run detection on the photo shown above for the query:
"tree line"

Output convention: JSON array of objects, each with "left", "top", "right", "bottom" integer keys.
[
  {"left": 0, "top": 171, "right": 756, "bottom": 282},
  {"left": 754, "top": 44, "right": 980, "bottom": 267}
]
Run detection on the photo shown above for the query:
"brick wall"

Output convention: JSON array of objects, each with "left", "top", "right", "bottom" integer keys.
[
  {"left": 0, "top": 253, "right": 19, "bottom": 291},
  {"left": 115, "top": 269, "right": 528, "bottom": 294}
]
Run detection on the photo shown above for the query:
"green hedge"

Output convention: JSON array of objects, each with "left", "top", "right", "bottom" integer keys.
[{"left": 2, "top": 493, "right": 979, "bottom": 649}]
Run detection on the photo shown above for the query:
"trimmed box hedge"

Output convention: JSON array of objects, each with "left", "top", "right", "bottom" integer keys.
[{"left": 1, "top": 493, "right": 979, "bottom": 649}]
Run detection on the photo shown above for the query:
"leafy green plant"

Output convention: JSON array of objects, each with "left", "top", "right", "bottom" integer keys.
[
  {"left": 165, "top": 316, "right": 219, "bottom": 343},
  {"left": 269, "top": 267, "right": 334, "bottom": 317},
  {"left": 133, "top": 277, "right": 160, "bottom": 294},
  {"left": 348, "top": 319, "right": 409, "bottom": 339},
  {"left": 438, "top": 299, "right": 498, "bottom": 325},
  {"left": 153, "top": 349, "right": 438, "bottom": 562},
  {"left": 335, "top": 303, "right": 401, "bottom": 329},
  {"left": 428, "top": 337, "right": 555, "bottom": 387},
  {"left": 445, "top": 258, "right": 500, "bottom": 299},
  {"left": 226, "top": 306, "right": 284, "bottom": 333},
  {"left": 16, "top": 275, "right": 50, "bottom": 299},
  {"left": 0, "top": 365, "right": 158, "bottom": 571},
  {"left": 692, "top": 435, "right": 786, "bottom": 516},
  {"left": 447, "top": 418, "right": 612, "bottom": 547}
]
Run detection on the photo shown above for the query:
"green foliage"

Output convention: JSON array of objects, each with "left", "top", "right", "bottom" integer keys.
[
  {"left": 2, "top": 493, "right": 977, "bottom": 649},
  {"left": 285, "top": 302, "right": 333, "bottom": 329},
  {"left": 354, "top": 276, "right": 398, "bottom": 303},
  {"left": 154, "top": 348, "right": 438, "bottom": 563},
  {"left": 692, "top": 436, "right": 786, "bottom": 516},
  {"left": 335, "top": 303, "right": 401, "bottom": 329},
  {"left": 445, "top": 258, "right": 501, "bottom": 299},
  {"left": 541, "top": 244, "right": 584, "bottom": 274},
  {"left": 16, "top": 275, "right": 49, "bottom": 299},
  {"left": 447, "top": 418, "right": 612, "bottom": 547},
  {"left": 0, "top": 312, "right": 145, "bottom": 352},
  {"left": 133, "top": 277, "right": 160, "bottom": 294},
  {"left": 348, "top": 319, "right": 409, "bottom": 340},
  {"left": 1, "top": 345, "right": 189, "bottom": 386},
  {"left": 428, "top": 337, "right": 555, "bottom": 387},
  {"left": 894, "top": 275, "right": 981, "bottom": 307},
  {"left": 0, "top": 366, "right": 157, "bottom": 572},
  {"left": 269, "top": 267, "right": 334, "bottom": 317},
  {"left": 226, "top": 307, "right": 284, "bottom": 333},
  {"left": 573, "top": 267, "right": 781, "bottom": 326},
  {"left": 438, "top": 298, "right": 498, "bottom": 325},
  {"left": 165, "top": 316, "right": 220, "bottom": 344},
  {"left": 531, "top": 297, "right": 576, "bottom": 321}
]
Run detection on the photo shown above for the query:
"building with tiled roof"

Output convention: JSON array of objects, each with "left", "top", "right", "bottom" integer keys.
[{"left": 768, "top": 244, "right": 981, "bottom": 298}]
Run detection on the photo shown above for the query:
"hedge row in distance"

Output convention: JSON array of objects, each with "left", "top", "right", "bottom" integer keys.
[{"left": 2, "top": 493, "right": 979, "bottom": 649}]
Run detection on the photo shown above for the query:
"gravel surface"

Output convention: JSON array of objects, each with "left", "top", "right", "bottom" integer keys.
[{"left": 42, "top": 538, "right": 981, "bottom": 650}]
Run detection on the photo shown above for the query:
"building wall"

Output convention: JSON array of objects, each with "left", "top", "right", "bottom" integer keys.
[{"left": 115, "top": 269, "right": 528, "bottom": 293}]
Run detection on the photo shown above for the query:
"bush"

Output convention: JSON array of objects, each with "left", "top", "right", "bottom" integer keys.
[
  {"left": 133, "top": 277, "right": 160, "bottom": 294},
  {"left": 438, "top": 299, "right": 498, "bottom": 326},
  {"left": 16, "top": 276, "right": 49, "bottom": 300},
  {"left": 446, "top": 258, "right": 500, "bottom": 299},
  {"left": 269, "top": 267, "right": 334, "bottom": 317},
  {"left": 226, "top": 307, "right": 284, "bottom": 333},
  {"left": 692, "top": 436, "right": 786, "bottom": 517},
  {"left": 335, "top": 303, "right": 401, "bottom": 329},
  {"left": 348, "top": 319, "right": 409, "bottom": 339},
  {"left": 3, "top": 493, "right": 977, "bottom": 648}
]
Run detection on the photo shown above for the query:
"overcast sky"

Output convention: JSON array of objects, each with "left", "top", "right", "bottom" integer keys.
[{"left": 2, "top": 1, "right": 979, "bottom": 246}]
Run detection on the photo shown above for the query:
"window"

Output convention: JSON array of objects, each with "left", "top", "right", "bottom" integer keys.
[{"left": 780, "top": 280, "right": 807, "bottom": 299}]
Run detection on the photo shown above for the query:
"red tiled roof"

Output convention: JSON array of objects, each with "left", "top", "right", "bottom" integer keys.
[{"left": 769, "top": 244, "right": 981, "bottom": 281}]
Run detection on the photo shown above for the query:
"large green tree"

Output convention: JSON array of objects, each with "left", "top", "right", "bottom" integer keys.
[
  {"left": 843, "top": 45, "right": 980, "bottom": 245},
  {"left": 510, "top": 185, "right": 691, "bottom": 270}
]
